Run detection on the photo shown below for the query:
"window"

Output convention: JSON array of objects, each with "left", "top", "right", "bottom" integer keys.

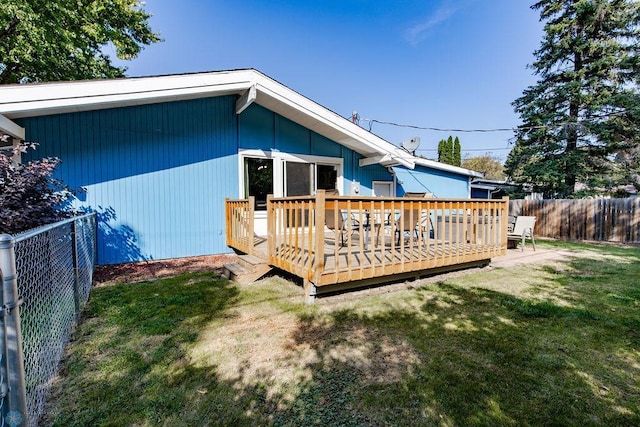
[
  {"left": 373, "top": 181, "right": 394, "bottom": 197},
  {"left": 317, "top": 164, "right": 338, "bottom": 191},
  {"left": 239, "top": 150, "right": 343, "bottom": 200},
  {"left": 284, "top": 161, "right": 313, "bottom": 196},
  {"left": 244, "top": 157, "right": 273, "bottom": 210}
]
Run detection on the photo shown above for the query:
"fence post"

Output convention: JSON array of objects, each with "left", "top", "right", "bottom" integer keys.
[
  {"left": 0, "top": 235, "right": 28, "bottom": 427},
  {"left": 71, "top": 220, "right": 81, "bottom": 320}
]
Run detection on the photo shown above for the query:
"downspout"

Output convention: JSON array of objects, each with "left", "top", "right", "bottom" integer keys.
[{"left": 387, "top": 167, "right": 397, "bottom": 196}]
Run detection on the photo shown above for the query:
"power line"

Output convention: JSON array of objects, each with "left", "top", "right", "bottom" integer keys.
[
  {"left": 365, "top": 119, "right": 527, "bottom": 133},
  {"left": 348, "top": 109, "right": 635, "bottom": 134},
  {"left": 416, "top": 147, "right": 512, "bottom": 152}
]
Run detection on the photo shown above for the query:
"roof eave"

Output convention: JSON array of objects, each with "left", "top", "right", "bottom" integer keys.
[
  {"left": 413, "top": 157, "right": 483, "bottom": 178},
  {"left": 0, "top": 69, "right": 414, "bottom": 166}
]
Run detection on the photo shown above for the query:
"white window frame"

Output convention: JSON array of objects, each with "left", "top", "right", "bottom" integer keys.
[
  {"left": 239, "top": 149, "right": 344, "bottom": 199},
  {"left": 372, "top": 181, "right": 395, "bottom": 197}
]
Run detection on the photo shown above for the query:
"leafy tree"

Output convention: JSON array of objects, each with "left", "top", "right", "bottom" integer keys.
[
  {"left": 462, "top": 154, "right": 505, "bottom": 180},
  {"left": 0, "top": 0, "right": 160, "bottom": 84},
  {"left": 506, "top": 0, "right": 640, "bottom": 198},
  {"left": 0, "top": 140, "right": 77, "bottom": 234}
]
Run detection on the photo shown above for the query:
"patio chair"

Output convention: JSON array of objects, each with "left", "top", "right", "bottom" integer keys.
[
  {"left": 393, "top": 200, "right": 422, "bottom": 246},
  {"left": 420, "top": 210, "right": 435, "bottom": 240},
  {"left": 507, "top": 215, "right": 536, "bottom": 251},
  {"left": 403, "top": 192, "right": 426, "bottom": 198},
  {"left": 324, "top": 189, "right": 347, "bottom": 246}
]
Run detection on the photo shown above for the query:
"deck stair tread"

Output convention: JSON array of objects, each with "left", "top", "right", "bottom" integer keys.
[
  {"left": 237, "top": 254, "right": 268, "bottom": 268},
  {"left": 223, "top": 254, "right": 272, "bottom": 284}
]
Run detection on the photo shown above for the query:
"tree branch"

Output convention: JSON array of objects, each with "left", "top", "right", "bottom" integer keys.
[
  {"left": 0, "top": 17, "right": 21, "bottom": 43},
  {"left": 0, "top": 63, "right": 19, "bottom": 84}
]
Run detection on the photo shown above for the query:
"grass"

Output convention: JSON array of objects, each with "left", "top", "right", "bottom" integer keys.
[{"left": 43, "top": 242, "right": 640, "bottom": 426}]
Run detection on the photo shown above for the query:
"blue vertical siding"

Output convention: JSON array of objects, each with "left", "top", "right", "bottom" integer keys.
[
  {"left": 19, "top": 98, "right": 470, "bottom": 265},
  {"left": 392, "top": 165, "right": 470, "bottom": 198},
  {"left": 311, "top": 134, "right": 342, "bottom": 157},
  {"left": 238, "top": 104, "right": 393, "bottom": 196},
  {"left": 21, "top": 97, "right": 238, "bottom": 265},
  {"left": 238, "top": 104, "right": 273, "bottom": 151}
]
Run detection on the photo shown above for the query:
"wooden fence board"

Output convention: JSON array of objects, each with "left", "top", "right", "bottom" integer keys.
[{"left": 509, "top": 198, "right": 640, "bottom": 244}]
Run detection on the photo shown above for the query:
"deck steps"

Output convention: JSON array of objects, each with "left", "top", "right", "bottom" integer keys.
[{"left": 223, "top": 254, "right": 272, "bottom": 283}]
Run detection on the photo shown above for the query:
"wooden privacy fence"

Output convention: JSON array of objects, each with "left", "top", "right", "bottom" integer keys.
[{"left": 509, "top": 198, "right": 640, "bottom": 244}]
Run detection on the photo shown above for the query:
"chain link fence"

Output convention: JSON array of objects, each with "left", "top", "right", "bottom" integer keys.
[{"left": 0, "top": 213, "right": 96, "bottom": 427}]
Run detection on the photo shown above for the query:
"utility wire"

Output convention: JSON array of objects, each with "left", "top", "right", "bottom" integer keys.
[
  {"left": 364, "top": 119, "right": 528, "bottom": 133},
  {"left": 347, "top": 108, "right": 636, "bottom": 134},
  {"left": 416, "top": 147, "right": 512, "bottom": 152}
]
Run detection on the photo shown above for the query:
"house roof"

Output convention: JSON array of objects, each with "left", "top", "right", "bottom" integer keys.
[
  {"left": 0, "top": 69, "right": 479, "bottom": 176},
  {"left": 415, "top": 158, "right": 483, "bottom": 178}
]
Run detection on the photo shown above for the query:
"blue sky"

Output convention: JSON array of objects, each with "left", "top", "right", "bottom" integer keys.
[{"left": 112, "top": 0, "right": 543, "bottom": 162}]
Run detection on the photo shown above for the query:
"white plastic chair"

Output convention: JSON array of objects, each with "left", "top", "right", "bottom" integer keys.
[{"left": 507, "top": 216, "right": 536, "bottom": 251}]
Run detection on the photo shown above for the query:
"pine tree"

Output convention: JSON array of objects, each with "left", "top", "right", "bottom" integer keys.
[
  {"left": 437, "top": 139, "right": 446, "bottom": 163},
  {"left": 506, "top": 0, "right": 640, "bottom": 198},
  {"left": 453, "top": 136, "right": 461, "bottom": 166},
  {"left": 438, "top": 136, "right": 462, "bottom": 166}
]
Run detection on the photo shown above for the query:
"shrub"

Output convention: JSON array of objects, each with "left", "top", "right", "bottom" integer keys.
[{"left": 0, "top": 138, "right": 77, "bottom": 234}]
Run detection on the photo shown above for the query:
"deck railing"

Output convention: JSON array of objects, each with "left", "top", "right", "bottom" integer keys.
[
  {"left": 225, "top": 196, "right": 255, "bottom": 255},
  {"left": 266, "top": 194, "right": 318, "bottom": 281},
  {"left": 227, "top": 192, "right": 509, "bottom": 298}
]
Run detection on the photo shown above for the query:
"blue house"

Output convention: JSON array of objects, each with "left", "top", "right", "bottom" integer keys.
[{"left": 0, "top": 69, "right": 482, "bottom": 265}]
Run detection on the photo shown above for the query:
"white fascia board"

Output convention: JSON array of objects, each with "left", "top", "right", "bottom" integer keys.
[
  {"left": 0, "top": 70, "right": 256, "bottom": 118},
  {"left": 0, "top": 114, "right": 25, "bottom": 139},
  {"left": 414, "top": 157, "right": 483, "bottom": 178}
]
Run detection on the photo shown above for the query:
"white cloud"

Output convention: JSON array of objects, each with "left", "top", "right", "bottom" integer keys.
[{"left": 404, "top": 2, "right": 460, "bottom": 45}]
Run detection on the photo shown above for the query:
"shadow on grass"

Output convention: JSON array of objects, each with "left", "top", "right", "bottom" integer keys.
[{"left": 45, "top": 252, "right": 640, "bottom": 426}]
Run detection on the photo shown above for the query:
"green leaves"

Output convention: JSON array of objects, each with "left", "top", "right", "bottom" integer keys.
[
  {"left": 0, "top": 142, "right": 77, "bottom": 233},
  {"left": 0, "top": 0, "right": 160, "bottom": 84}
]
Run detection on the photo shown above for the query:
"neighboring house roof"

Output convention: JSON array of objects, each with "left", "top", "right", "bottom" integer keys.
[
  {"left": 414, "top": 158, "right": 482, "bottom": 178},
  {"left": 472, "top": 178, "right": 510, "bottom": 185},
  {"left": 0, "top": 68, "right": 478, "bottom": 177},
  {"left": 470, "top": 178, "right": 516, "bottom": 195}
]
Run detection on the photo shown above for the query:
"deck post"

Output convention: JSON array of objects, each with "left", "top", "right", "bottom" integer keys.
[
  {"left": 225, "top": 198, "right": 230, "bottom": 247},
  {"left": 501, "top": 196, "right": 509, "bottom": 252},
  {"left": 248, "top": 196, "right": 255, "bottom": 255},
  {"left": 267, "top": 195, "right": 275, "bottom": 265},
  {"left": 303, "top": 279, "right": 317, "bottom": 304},
  {"left": 312, "top": 190, "right": 326, "bottom": 284}
]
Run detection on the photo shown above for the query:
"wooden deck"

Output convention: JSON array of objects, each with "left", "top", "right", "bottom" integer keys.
[{"left": 226, "top": 192, "right": 509, "bottom": 302}]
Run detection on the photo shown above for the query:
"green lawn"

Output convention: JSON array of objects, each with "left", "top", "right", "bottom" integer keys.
[{"left": 44, "top": 242, "right": 640, "bottom": 426}]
